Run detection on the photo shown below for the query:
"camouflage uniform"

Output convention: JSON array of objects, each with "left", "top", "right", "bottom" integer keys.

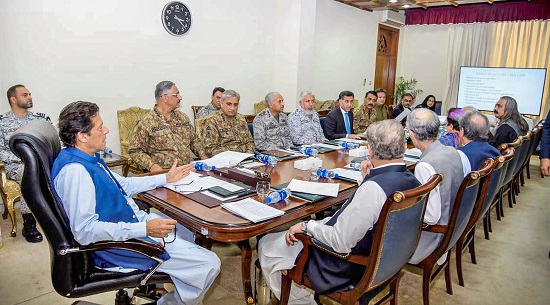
[
  {"left": 373, "top": 104, "right": 388, "bottom": 121},
  {"left": 353, "top": 104, "right": 378, "bottom": 134},
  {"left": 253, "top": 108, "right": 292, "bottom": 151},
  {"left": 129, "top": 106, "right": 206, "bottom": 170},
  {"left": 197, "top": 102, "right": 218, "bottom": 119},
  {"left": 287, "top": 107, "right": 327, "bottom": 145},
  {"left": 0, "top": 111, "right": 51, "bottom": 213},
  {"left": 202, "top": 111, "right": 255, "bottom": 157}
]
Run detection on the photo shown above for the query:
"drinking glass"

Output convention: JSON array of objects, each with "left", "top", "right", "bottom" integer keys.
[
  {"left": 309, "top": 167, "right": 320, "bottom": 181},
  {"left": 256, "top": 181, "right": 271, "bottom": 200}
]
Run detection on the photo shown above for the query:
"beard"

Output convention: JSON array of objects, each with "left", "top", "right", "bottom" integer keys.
[{"left": 303, "top": 108, "right": 315, "bottom": 115}]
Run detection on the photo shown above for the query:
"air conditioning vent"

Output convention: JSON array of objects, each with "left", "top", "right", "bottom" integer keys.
[{"left": 380, "top": 10, "right": 406, "bottom": 28}]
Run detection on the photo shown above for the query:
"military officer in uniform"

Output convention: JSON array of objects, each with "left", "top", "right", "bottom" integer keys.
[
  {"left": 1, "top": 84, "right": 50, "bottom": 242},
  {"left": 202, "top": 89, "right": 255, "bottom": 157},
  {"left": 197, "top": 87, "right": 225, "bottom": 119},
  {"left": 353, "top": 90, "right": 378, "bottom": 134},
  {"left": 253, "top": 92, "right": 292, "bottom": 151},
  {"left": 129, "top": 81, "right": 207, "bottom": 172},
  {"left": 287, "top": 91, "right": 327, "bottom": 145}
]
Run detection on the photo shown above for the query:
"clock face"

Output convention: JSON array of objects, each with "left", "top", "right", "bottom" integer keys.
[{"left": 162, "top": 1, "right": 192, "bottom": 36}]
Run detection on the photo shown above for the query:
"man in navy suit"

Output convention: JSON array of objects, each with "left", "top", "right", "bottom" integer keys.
[{"left": 323, "top": 91, "right": 362, "bottom": 140}]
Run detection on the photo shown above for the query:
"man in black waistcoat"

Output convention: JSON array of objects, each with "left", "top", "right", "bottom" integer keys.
[{"left": 258, "top": 120, "right": 421, "bottom": 305}]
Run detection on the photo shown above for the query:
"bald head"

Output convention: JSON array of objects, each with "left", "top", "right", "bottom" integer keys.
[
  {"left": 460, "top": 111, "right": 490, "bottom": 142},
  {"left": 406, "top": 108, "right": 440, "bottom": 142}
]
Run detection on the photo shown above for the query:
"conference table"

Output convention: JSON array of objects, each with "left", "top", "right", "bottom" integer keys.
[{"left": 137, "top": 149, "right": 363, "bottom": 303}]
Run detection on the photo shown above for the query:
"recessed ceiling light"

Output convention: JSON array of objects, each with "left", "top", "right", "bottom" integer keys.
[
  {"left": 403, "top": 4, "right": 411, "bottom": 8},
  {"left": 389, "top": 0, "right": 397, "bottom": 3}
]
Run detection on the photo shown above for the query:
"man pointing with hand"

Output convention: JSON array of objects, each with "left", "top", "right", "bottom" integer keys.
[{"left": 52, "top": 101, "right": 220, "bottom": 305}]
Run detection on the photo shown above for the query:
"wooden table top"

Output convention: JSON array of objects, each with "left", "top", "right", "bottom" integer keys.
[{"left": 139, "top": 149, "right": 363, "bottom": 242}]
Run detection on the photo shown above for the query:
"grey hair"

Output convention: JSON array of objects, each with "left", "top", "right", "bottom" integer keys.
[
  {"left": 365, "top": 120, "right": 406, "bottom": 160},
  {"left": 154, "top": 81, "right": 175, "bottom": 102},
  {"left": 406, "top": 108, "right": 440, "bottom": 141},
  {"left": 500, "top": 96, "right": 529, "bottom": 133},
  {"left": 221, "top": 89, "right": 240, "bottom": 101},
  {"left": 462, "top": 105, "right": 477, "bottom": 112},
  {"left": 265, "top": 92, "right": 280, "bottom": 106},
  {"left": 460, "top": 111, "right": 490, "bottom": 142},
  {"left": 300, "top": 90, "right": 314, "bottom": 100}
]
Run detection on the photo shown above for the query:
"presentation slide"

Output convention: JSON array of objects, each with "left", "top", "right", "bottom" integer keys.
[{"left": 457, "top": 67, "right": 546, "bottom": 115}]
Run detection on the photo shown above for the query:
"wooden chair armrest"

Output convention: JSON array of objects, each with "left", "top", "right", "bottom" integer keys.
[
  {"left": 80, "top": 238, "right": 166, "bottom": 258},
  {"left": 422, "top": 224, "right": 448, "bottom": 234},
  {"left": 295, "top": 234, "right": 369, "bottom": 266}
]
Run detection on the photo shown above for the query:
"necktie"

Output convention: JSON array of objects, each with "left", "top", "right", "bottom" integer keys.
[{"left": 344, "top": 112, "right": 351, "bottom": 134}]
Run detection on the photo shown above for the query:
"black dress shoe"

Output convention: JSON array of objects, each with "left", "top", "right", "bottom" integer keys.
[{"left": 22, "top": 213, "right": 43, "bottom": 243}]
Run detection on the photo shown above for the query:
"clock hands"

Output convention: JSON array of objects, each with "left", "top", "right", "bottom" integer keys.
[{"left": 173, "top": 15, "right": 186, "bottom": 27}]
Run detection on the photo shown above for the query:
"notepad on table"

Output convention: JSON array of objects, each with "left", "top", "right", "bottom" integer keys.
[{"left": 221, "top": 198, "right": 284, "bottom": 223}]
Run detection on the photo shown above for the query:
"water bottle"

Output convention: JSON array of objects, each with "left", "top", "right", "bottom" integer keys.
[
  {"left": 193, "top": 162, "right": 216, "bottom": 171},
  {"left": 102, "top": 147, "right": 113, "bottom": 157},
  {"left": 316, "top": 168, "right": 339, "bottom": 179},
  {"left": 299, "top": 147, "right": 319, "bottom": 157},
  {"left": 255, "top": 154, "right": 278, "bottom": 165},
  {"left": 350, "top": 162, "right": 362, "bottom": 171},
  {"left": 340, "top": 142, "right": 359, "bottom": 149},
  {"left": 265, "top": 188, "right": 291, "bottom": 204}
]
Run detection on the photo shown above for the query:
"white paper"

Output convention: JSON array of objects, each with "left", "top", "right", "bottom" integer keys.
[
  {"left": 241, "top": 161, "right": 265, "bottom": 168},
  {"left": 335, "top": 138, "right": 367, "bottom": 144},
  {"left": 221, "top": 198, "right": 284, "bottom": 223},
  {"left": 332, "top": 168, "right": 364, "bottom": 185},
  {"left": 165, "top": 175, "right": 242, "bottom": 194},
  {"left": 394, "top": 108, "right": 411, "bottom": 123},
  {"left": 287, "top": 179, "right": 340, "bottom": 197},
  {"left": 405, "top": 148, "right": 422, "bottom": 158},
  {"left": 165, "top": 171, "right": 202, "bottom": 188},
  {"left": 313, "top": 143, "right": 344, "bottom": 150},
  {"left": 202, "top": 151, "right": 254, "bottom": 168}
]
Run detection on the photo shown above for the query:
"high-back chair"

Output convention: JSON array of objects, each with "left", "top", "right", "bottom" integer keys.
[
  {"left": 408, "top": 168, "right": 485, "bottom": 305},
  {"left": 510, "top": 132, "right": 532, "bottom": 199},
  {"left": 497, "top": 137, "right": 522, "bottom": 215},
  {"left": 117, "top": 106, "right": 150, "bottom": 174},
  {"left": 0, "top": 161, "right": 22, "bottom": 237},
  {"left": 9, "top": 120, "right": 171, "bottom": 304},
  {"left": 491, "top": 147, "right": 516, "bottom": 221},
  {"left": 454, "top": 159, "right": 495, "bottom": 287},
  {"left": 482, "top": 148, "right": 513, "bottom": 239},
  {"left": 254, "top": 100, "right": 267, "bottom": 114},
  {"left": 278, "top": 174, "right": 443, "bottom": 305},
  {"left": 191, "top": 105, "right": 202, "bottom": 122},
  {"left": 523, "top": 125, "right": 542, "bottom": 181}
]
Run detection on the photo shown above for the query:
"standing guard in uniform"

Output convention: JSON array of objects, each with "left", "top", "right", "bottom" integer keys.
[
  {"left": 253, "top": 92, "right": 292, "bottom": 151},
  {"left": 129, "top": 81, "right": 207, "bottom": 172},
  {"left": 202, "top": 89, "right": 255, "bottom": 157},
  {"left": 1, "top": 84, "right": 51, "bottom": 242},
  {"left": 287, "top": 91, "right": 327, "bottom": 146}
]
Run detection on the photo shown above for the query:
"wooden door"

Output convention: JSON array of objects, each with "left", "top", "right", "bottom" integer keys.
[{"left": 374, "top": 25, "right": 399, "bottom": 105}]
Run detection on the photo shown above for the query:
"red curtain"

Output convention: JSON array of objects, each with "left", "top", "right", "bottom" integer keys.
[{"left": 405, "top": 0, "right": 550, "bottom": 25}]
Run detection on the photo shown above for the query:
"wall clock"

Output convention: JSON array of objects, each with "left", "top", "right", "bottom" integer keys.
[{"left": 162, "top": 1, "right": 192, "bottom": 36}]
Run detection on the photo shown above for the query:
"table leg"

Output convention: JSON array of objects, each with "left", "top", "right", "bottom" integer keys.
[
  {"left": 122, "top": 161, "right": 131, "bottom": 177},
  {"left": 237, "top": 240, "right": 255, "bottom": 304}
]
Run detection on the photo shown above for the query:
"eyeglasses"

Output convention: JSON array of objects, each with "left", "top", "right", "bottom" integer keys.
[
  {"left": 164, "top": 93, "right": 181, "bottom": 98},
  {"left": 162, "top": 227, "right": 177, "bottom": 247}
]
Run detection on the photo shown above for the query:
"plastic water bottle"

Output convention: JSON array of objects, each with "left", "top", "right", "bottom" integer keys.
[
  {"left": 193, "top": 162, "right": 216, "bottom": 171},
  {"left": 317, "top": 168, "right": 339, "bottom": 179},
  {"left": 265, "top": 188, "right": 291, "bottom": 204},
  {"left": 255, "top": 154, "right": 278, "bottom": 165},
  {"left": 340, "top": 142, "right": 359, "bottom": 149},
  {"left": 350, "top": 162, "right": 362, "bottom": 171},
  {"left": 102, "top": 147, "right": 113, "bottom": 157},
  {"left": 299, "top": 147, "right": 319, "bottom": 157}
]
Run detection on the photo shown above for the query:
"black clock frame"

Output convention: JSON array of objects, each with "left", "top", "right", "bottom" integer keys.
[{"left": 162, "top": 1, "right": 192, "bottom": 37}]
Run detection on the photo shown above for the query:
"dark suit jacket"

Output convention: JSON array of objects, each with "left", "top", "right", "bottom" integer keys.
[
  {"left": 539, "top": 109, "right": 550, "bottom": 158},
  {"left": 391, "top": 103, "right": 411, "bottom": 126},
  {"left": 323, "top": 107, "right": 353, "bottom": 140}
]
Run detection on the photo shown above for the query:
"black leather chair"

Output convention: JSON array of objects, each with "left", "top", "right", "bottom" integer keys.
[
  {"left": 9, "top": 120, "right": 171, "bottom": 305},
  {"left": 278, "top": 174, "right": 443, "bottom": 305}
]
